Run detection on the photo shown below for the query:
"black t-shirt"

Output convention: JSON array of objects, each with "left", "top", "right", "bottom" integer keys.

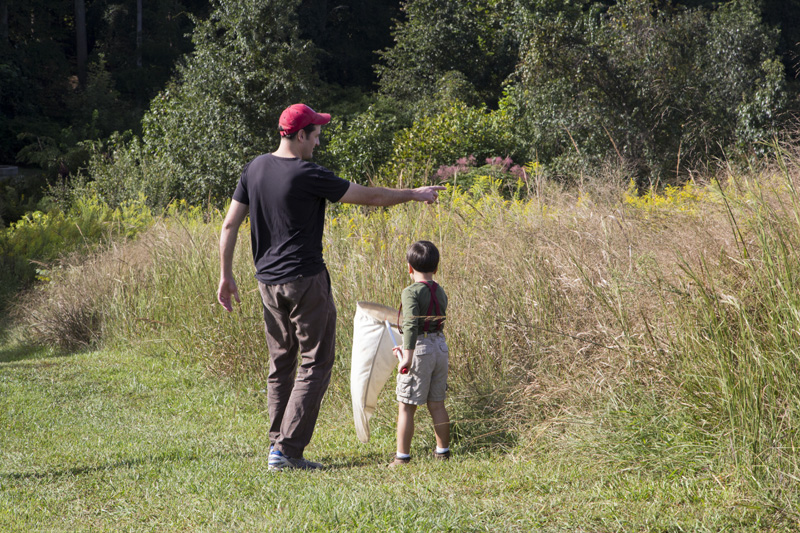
[{"left": 233, "top": 154, "right": 351, "bottom": 284}]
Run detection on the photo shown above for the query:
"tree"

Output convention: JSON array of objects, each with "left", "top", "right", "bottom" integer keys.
[
  {"left": 761, "top": 0, "right": 800, "bottom": 78},
  {"left": 75, "top": 0, "right": 88, "bottom": 88},
  {"left": 136, "top": 0, "right": 142, "bottom": 68},
  {"left": 297, "top": 0, "right": 400, "bottom": 88},
  {"left": 376, "top": 0, "right": 519, "bottom": 110},
  {"left": 93, "top": 0, "right": 209, "bottom": 107},
  {"left": 89, "top": 0, "right": 320, "bottom": 207},
  {"left": 1, "top": 0, "right": 8, "bottom": 43},
  {"left": 0, "top": 1, "right": 73, "bottom": 162},
  {"left": 506, "top": 0, "right": 788, "bottom": 184}
]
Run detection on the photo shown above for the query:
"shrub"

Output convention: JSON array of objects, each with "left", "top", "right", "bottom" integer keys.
[
  {"left": 376, "top": 0, "right": 518, "bottom": 109},
  {"left": 19, "top": 269, "right": 104, "bottom": 351},
  {"left": 379, "top": 102, "right": 523, "bottom": 186},
  {"left": 0, "top": 193, "right": 153, "bottom": 285},
  {"left": 321, "top": 99, "right": 412, "bottom": 184},
  {"left": 435, "top": 155, "right": 531, "bottom": 197},
  {"left": 507, "top": 0, "right": 788, "bottom": 185}
]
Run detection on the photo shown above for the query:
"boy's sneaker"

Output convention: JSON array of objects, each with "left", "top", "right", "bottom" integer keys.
[
  {"left": 268, "top": 449, "right": 323, "bottom": 471},
  {"left": 433, "top": 449, "right": 450, "bottom": 460},
  {"left": 388, "top": 455, "right": 411, "bottom": 468}
]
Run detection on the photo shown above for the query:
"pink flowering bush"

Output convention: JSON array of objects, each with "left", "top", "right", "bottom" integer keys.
[
  {"left": 435, "top": 155, "right": 477, "bottom": 181},
  {"left": 435, "top": 155, "right": 529, "bottom": 197}
]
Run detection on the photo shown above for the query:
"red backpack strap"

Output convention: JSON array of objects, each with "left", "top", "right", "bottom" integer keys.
[
  {"left": 422, "top": 281, "right": 442, "bottom": 333},
  {"left": 396, "top": 303, "right": 403, "bottom": 335}
]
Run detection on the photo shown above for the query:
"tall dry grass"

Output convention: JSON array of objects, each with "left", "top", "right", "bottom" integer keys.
[{"left": 11, "top": 150, "right": 800, "bottom": 515}]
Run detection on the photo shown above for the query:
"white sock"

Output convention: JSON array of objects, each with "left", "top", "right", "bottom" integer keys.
[
  {"left": 396, "top": 452, "right": 411, "bottom": 459},
  {"left": 435, "top": 447, "right": 449, "bottom": 454}
]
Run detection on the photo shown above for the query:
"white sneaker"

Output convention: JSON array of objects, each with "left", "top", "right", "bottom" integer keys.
[{"left": 268, "top": 449, "right": 323, "bottom": 471}]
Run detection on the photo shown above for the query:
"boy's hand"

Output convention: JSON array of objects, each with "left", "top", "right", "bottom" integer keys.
[{"left": 397, "top": 348, "right": 413, "bottom": 375}]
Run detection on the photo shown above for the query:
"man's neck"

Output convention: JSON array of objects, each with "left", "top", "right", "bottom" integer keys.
[{"left": 272, "top": 139, "right": 302, "bottom": 159}]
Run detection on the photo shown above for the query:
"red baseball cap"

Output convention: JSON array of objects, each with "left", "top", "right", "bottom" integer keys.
[{"left": 278, "top": 103, "right": 331, "bottom": 136}]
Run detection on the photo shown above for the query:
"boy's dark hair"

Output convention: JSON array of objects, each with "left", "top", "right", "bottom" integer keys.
[
  {"left": 407, "top": 240, "right": 439, "bottom": 273},
  {"left": 279, "top": 122, "right": 318, "bottom": 140}
]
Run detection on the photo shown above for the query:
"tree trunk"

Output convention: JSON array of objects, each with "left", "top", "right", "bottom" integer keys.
[
  {"left": 136, "top": 0, "right": 142, "bottom": 68},
  {"left": 75, "top": 0, "right": 87, "bottom": 88},
  {"left": 0, "top": 0, "right": 8, "bottom": 43}
]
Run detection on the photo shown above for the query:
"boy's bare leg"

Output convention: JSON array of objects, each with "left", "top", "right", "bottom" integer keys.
[
  {"left": 397, "top": 402, "right": 417, "bottom": 455},
  {"left": 427, "top": 401, "right": 450, "bottom": 449}
]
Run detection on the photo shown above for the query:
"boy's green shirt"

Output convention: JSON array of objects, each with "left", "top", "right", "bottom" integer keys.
[{"left": 401, "top": 281, "right": 448, "bottom": 350}]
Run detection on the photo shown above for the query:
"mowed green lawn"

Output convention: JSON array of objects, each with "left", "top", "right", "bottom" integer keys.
[{"left": 0, "top": 343, "right": 772, "bottom": 531}]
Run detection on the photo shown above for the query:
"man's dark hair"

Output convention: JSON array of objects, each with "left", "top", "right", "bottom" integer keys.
[
  {"left": 407, "top": 240, "right": 439, "bottom": 273},
  {"left": 279, "top": 122, "right": 318, "bottom": 140}
]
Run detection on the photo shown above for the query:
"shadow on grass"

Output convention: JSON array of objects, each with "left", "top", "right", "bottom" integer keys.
[
  {"left": 447, "top": 397, "right": 520, "bottom": 456},
  {"left": 320, "top": 418, "right": 518, "bottom": 472},
  {"left": 0, "top": 341, "right": 55, "bottom": 364},
  {"left": 0, "top": 307, "right": 79, "bottom": 364},
  {"left": 323, "top": 440, "right": 515, "bottom": 471},
  {"left": 0, "top": 448, "right": 256, "bottom": 481},
  {"left": 451, "top": 418, "right": 518, "bottom": 455},
  {"left": 325, "top": 450, "right": 398, "bottom": 469}
]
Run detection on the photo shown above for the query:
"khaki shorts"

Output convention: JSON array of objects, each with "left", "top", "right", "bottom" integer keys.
[{"left": 396, "top": 333, "right": 449, "bottom": 405}]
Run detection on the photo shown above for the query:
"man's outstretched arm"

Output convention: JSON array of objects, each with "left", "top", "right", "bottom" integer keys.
[
  {"left": 217, "top": 199, "right": 249, "bottom": 312},
  {"left": 338, "top": 183, "right": 445, "bottom": 206}
]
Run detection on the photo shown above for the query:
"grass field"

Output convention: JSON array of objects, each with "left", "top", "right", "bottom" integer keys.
[{"left": 0, "top": 342, "right": 777, "bottom": 531}]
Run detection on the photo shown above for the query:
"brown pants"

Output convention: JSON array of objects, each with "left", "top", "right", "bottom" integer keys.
[{"left": 258, "top": 269, "right": 337, "bottom": 459}]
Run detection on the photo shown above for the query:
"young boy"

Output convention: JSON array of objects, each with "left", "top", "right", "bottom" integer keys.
[{"left": 390, "top": 240, "right": 450, "bottom": 467}]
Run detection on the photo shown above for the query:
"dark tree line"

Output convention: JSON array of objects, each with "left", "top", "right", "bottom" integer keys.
[
  {"left": 0, "top": 0, "right": 210, "bottom": 166},
  {"left": 3, "top": 0, "right": 800, "bottom": 217},
  {"left": 0, "top": 0, "right": 402, "bottom": 168}
]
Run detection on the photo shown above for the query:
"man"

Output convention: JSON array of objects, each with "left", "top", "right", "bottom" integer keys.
[{"left": 217, "top": 103, "right": 444, "bottom": 471}]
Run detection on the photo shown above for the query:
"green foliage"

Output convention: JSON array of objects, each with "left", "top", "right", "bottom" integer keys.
[
  {"left": 0, "top": 50, "right": 35, "bottom": 163},
  {"left": 734, "top": 58, "right": 787, "bottom": 151},
  {"left": 379, "top": 102, "right": 522, "bottom": 186},
  {"left": 64, "top": 55, "right": 128, "bottom": 141},
  {"left": 7, "top": 54, "right": 134, "bottom": 221},
  {"left": 507, "top": 0, "right": 788, "bottom": 184},
  {"left": 700, "top": 1, "right": 787, "bottom": 152},
  {"left": 0, "top": 193, "right": 153, "bottom": 285},
  {"left": 434, "top": 155, "right": 532, "bottom": 198},
  {"left": 321, "top": 98, "right": 413, "bottom": 184},
  {"left": 376, "top": 0, "right": 519, "bottom": 110},
  {"left": 79, "top": 132, "right": 151, "bottom": 208},
  {"left": 15, "top": 130, "right": 91, "bottom": 179},
  {"left": 0, "top": 170, "right": 51, "bottom": 228},
  {"left": 89, "top": 0, "right": 320, "bottom": 207}
]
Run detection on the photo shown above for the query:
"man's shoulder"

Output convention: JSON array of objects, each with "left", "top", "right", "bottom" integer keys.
[{"left": 245, "top": 154, "right": 335, "bottom": 177}]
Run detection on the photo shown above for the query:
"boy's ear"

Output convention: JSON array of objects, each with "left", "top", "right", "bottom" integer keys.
[{"left": 407, "top": 263, "right": 414, "bottom": 274}]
